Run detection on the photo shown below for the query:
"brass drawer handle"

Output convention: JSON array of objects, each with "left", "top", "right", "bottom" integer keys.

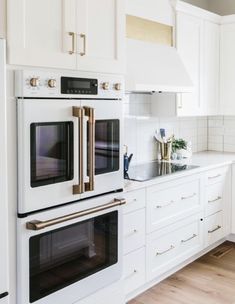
[
  {"left": 156, "top": 245, "right": 174, "bottom": 256},
  {"left": 26, "top": 198, "right": 126, "bottom": 231},
  {"left": 156, "top": 200, "right": 174, "bottom": 209},
  {"left": 208, "top": 196, "right": 222, "bottom": 203},
  {"left": 80, "top": 33, "right": 86, "bottom": 56},
  {"left": 181, "top": 193, "right": 196, "bottom": 200},
  {"left": 68, "top": 32, "right": 76, "bottom": 55},
  {"left": 208, "top": 225, "right": 222, "bottom": 234},
  {"left": 181, "top": 234, "right": 197, "bottom": 243},
  {"left": 208, "top": 174, "right": 221, "bottom": 180}
]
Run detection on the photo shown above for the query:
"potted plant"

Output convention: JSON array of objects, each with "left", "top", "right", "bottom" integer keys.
[{"left": 172, "top": 138, "right": 192, "bottom": 159}]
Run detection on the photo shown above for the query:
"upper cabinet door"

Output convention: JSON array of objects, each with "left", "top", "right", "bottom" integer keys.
[
  {"left": 7, "top": 0, "right": 77, "bottom": 69},
  {"left": 204, "top": 21, "right": 220, "bottom": 116},
  {"left": 176, "top": 12, "right": 204, "bottom": 116},
  {"left": 75, "top": 0, "right": 125, "bottom": 74},
  {"left": 220, "top": 23, "right": 235, "bottom": 115}
]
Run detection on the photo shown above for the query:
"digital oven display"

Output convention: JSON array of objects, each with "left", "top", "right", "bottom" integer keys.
[{"left": 61, "top": 77, "right": 98, "bottom": 95}]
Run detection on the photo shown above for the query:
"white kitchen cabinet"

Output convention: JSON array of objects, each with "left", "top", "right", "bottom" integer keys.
[
  {"left": 146, "top": 175, "right": 203, "bottom": 232},
  {"left": 204, "top": 211, "right": 225, "bottom": 246},
  {"left": 7, "top": 0, "right": 77, "bottom": 69},
  {"left": 176, "top": 12, "right": 203, "bottom": 116},
  {"left": 146, "top": 213, "right": 204, "bottom": 281},
  {"left": 220, "top": 18, "right": 235, "bottom": 115},
  {"left": 7, "top": 0, "right": 125, "bottom": 73},
  {"left": 203, "top": 21, "right": 220, "bottom": 115},
  {"left": 75, "top": 0, "right": 125, "bottom": 73}
]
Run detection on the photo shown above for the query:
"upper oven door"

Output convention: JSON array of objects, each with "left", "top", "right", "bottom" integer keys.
[
  {"left": 80, "top": 99, "right": 123, "bottom": 200},
  {"left": 17, "top": 99, "right": 82, "bottom": 214}
]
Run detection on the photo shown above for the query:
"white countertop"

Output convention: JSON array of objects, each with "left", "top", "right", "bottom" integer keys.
[{"left": 124, "top": 151, "right": 235, "bottom": 192}]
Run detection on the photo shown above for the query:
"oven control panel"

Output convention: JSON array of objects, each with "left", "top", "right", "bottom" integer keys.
[{"left": 15, "top": 70, "right": 124, "bottom": 99}]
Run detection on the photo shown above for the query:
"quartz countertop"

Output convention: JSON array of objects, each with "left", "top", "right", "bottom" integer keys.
[{"left": 124, "top": 151, "right": 235, "bottom": 192}]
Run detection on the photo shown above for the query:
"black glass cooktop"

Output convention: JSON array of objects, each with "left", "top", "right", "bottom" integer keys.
[{"left": 125, "top": 161, "right": 199, "bottom": 182}]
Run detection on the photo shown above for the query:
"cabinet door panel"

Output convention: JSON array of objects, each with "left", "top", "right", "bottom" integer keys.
[
  {"left": 7, "top": 0, "right": 76, "bottom": 69},
  {"left": 176, "top": 12, "right": 203, "bottom": 116},
  {"left": 76, "top": 0, "right": 125, "bottom": 73}
]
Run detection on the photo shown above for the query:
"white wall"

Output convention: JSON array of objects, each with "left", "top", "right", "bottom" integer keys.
[
  {"left": 0, "top": 0, "right": 6, "bottom": 38},
  {"left": 126, "top": 0, "right": 174, "bottom": 25}
]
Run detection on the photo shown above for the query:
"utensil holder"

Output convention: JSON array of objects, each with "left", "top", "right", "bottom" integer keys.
[{"left": 160, "top": 142, "right": 172, "bottom": 160}]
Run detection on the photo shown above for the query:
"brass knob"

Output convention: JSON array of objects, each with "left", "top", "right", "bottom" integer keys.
[
  {"left": 102, "top": 82, "right": 110, "bottom": 90},
  {"left": 30, "top": 77, "right": 40, "bottom": 87},
  {"left": 115, "top": 83, "right": 122, "bottom": 91},
  {"left": 48, "top": 79, "right": 57, "bottom": 88}
]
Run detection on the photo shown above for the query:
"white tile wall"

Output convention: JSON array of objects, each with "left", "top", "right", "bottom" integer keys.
[
  {"left": 124, "top": 93, "right": 208, "bottom": 164},
  {"left": 208, "top": 116, "right": 235, "bottom": 152}
]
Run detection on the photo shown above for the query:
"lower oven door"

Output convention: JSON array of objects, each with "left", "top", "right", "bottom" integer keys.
[{"left": 17, "top": 194, "right": 125, "bottom": 304}]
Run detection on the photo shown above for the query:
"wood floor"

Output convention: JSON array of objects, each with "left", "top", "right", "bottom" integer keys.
[{"left": 129, "top": 242, "right": 235, "bottom": 304}]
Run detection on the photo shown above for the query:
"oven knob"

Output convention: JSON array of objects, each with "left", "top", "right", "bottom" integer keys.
[
  {"left": 48, "top": 79, "right": 57, "bottom": 88},
  {"left": 30, "top": 77, "right": 40, "bottom": 87},
  {"left": 102, "top": 82, "right": 110, "bottom": 90},
  {"left": 114, "top": 83, "right": 122, "bottom": 91}
]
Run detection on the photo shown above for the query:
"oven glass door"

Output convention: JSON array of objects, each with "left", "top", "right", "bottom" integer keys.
[
  {"left": 93, "top": 119, "right": 119, "bottom": 175},
  {"left": 29, "top": 211, "right": 118, "bottom": 303},
  {"left": 30, "top": 122, "right": 74, "bottom": 187}
]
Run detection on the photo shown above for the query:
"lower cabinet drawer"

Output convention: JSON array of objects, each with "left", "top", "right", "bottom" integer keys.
[
  {"left": 146, "top": 215, "right": 203, "bottom": 281},
  {"left": 124, "top": 247, "right": 145, "bottom": 295},
  {"left": 123, "top": 208, "right": 145, "bottom": 255},
  {"left": 205, "top": 183, "right": 223, "bottom": 217},
  {"left": 205, "top": 211, "right": 224, "bottom": 246}
]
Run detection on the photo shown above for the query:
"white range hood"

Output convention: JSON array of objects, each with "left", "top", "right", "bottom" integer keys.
[{"left": 126, "top": 38, "right": 193, "bottom": 93}]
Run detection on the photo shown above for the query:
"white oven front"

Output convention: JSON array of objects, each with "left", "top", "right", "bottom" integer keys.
[
  {"left": 17, "top": 97, "right": 123, "bottom": 215},
  {"left": 17, "top": 194, "right": 125, "bottom": 304}
]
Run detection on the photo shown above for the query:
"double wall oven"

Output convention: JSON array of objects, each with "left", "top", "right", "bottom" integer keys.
[
  {"left": 16, "top": 70, "right": 125, "bottom": 304},
  {"left": 16, "top": 70, "right": 124, "bottom": 215}
]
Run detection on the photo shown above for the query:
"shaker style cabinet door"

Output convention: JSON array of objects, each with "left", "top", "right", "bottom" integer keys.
[
  {"left": 7, "top": 0, "right": 77, "bottom": 69},
  {"left": 75, "top": 0, "right": 125, "bottom": 74},
  {"left": 176, "top": 12, "right": 204, "bottom": 116}
]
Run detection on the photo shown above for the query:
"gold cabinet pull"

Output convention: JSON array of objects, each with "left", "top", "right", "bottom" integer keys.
[
  {"left": 68, "top": 32, "right": 76, "bottom": 55},
  {"left": 84, "top": 107, "right": 95, "bottom": 192},
  {"left": 156, "top": 245, "right": 174, "bottom": 256},
  {"left": 72, "top": 107, "right": 84, "bottom": 194},
  {"left": 208, "top": 225, "right": 222, "bottom": 234},
  {"left": 26, "top": 198, "right": 126, "bottom": 231},
  {"left": 208, "top": 196, "right": 222, "bottom": 203},
  {"left": 181, "top": 234, "right": 197, "bottom": 243},
  {"left": 80, "top": 33, "right": 86, "bottom": 56}
]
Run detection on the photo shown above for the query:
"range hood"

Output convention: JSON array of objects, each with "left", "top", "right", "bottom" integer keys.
[{"left": 126, "top": 38, "right": 193, "bottom": 93}]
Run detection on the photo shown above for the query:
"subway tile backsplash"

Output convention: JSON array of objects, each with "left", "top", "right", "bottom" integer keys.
[
  {"left": 208, "top": 116, "right": 235, "bottom": 152},
  {"left": 124, "top": 93, "right": 208, "bottom": 164}
]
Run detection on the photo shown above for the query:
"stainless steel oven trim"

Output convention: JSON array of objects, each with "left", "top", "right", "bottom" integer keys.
[{"left": 26, "top": 198, "right": 126, "bottom": 231}]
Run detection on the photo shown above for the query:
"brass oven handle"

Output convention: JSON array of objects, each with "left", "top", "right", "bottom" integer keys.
[
  {"left": 84, "top": 107, "right": 95, "bottom": 192},
  {"left": 69, "top": 32, "right": 76, "bottom": 55},
  {"left": 80, "top": 33, "right": 86, "bottom": 56},
  {"left": 26, "top": 198, "right": 126, "bottom": 231},
  {"left": 73, "top": 107, "right": 84, "bottom": 194}
]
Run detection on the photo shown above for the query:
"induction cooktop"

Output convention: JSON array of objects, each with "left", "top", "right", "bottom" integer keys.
[{"left": 125, "top": 161, "right": 199, "bottom": 182}]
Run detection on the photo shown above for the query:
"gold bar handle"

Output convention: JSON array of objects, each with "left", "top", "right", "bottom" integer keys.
[
  {"left": 73, "top": 107, "right": 84, "bottom": 194},
  {"left": 181, "top": 234, "right": 197, "bottom": 243},
  {"left": 80, "top": 33, "right": 86, "bottom": 56},
  {"left": 68, "top": 32, "right": 76, "bottom": 55},
  {"left": 84, "top": 107, "right": 95, "bottom": 192},
  {"left": 208, "top": 196, "right": 222, "bottom": 203},
  {"left": 26, "top": 198, "right": 126, "bottom": 231}
]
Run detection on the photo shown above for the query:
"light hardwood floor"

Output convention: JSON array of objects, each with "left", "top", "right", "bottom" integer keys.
[{"left": 129, "top": 242, "right": 235, "bottom": 304}]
